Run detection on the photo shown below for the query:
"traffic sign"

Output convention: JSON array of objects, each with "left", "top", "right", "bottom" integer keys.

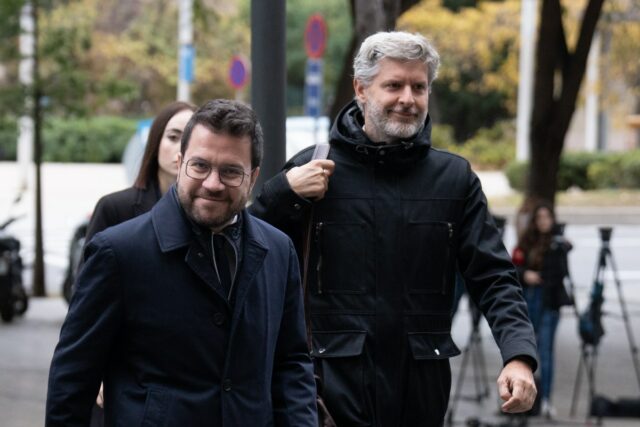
[
  {"left": 304, "top": 59, "right": 323, "bottom": 117},
  {"left": 304, "top": 14, "right": 327, "bottom": 59},
  {"left": 228, "top": 55, "right": 249, "bottom": 90}
]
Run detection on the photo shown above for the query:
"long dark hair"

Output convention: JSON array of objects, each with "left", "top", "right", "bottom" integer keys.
[
  {"left": 517, "top": 202, "right": 556, "bottom": 270},
  {"left": 134, "top": 101, "right": 196, "bottom": 189}
]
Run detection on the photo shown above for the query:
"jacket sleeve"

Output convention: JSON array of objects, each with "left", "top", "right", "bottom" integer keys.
[
  {"left": 46, "top": 234, "right": 123, "bottom": 426},
  {"left": 457, "top": 166, "right": 538, "bottom": 371},
  {"left": 271, "top": 239, "right": 318, "bottom": 427}
]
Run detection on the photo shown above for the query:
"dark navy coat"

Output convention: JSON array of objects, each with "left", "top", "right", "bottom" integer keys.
[{"left": 46, "top": 189, "right": 318, "bottom": 427}]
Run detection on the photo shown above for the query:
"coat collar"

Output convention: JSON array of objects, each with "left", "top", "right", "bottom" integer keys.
[
  {"left": 151, "top": 185, "right": 269, "bottom": 255},
  {"left": 151, "top": 186, "right": 269, "bottom": 312},
  {"left": 329, "top": 100, "right": 432, "bottom": 166}
]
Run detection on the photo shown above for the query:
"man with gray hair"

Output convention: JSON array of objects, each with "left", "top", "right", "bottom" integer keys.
[{"left": 251, "top": 31, "right": 537, "bottom": 426}]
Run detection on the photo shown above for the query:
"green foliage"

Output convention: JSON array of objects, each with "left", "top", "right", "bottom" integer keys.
[
  {"left": 455, "top": 120, "right": 515, "bottom": 169},
  {"left": 42, "top": 115, "right": 137, "bottom": 162},
  {"left": 400, "top": 0, "right": 521, "bottom": 141},
  {"left": 556, "top": 152, "right": 604, "bottom": 191},
  {"left": 0, "top": 117, "right": 18, "bottom": 161},
  {"left": 505, "top": 160, "right": 528, "bottom": 192},
  {"left": 505, "top": 150, "right": 640, "bottom": 192},
  {"left": 433, "top": 120, "right": 515, "bottom": 169},
  {"left": 430, "top": 123, "right": 457, "bottom": 151},
  {"left": 588, "top": 151, "right": 640, "bottom": 189}
]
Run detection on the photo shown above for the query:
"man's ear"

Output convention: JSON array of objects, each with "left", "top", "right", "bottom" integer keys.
[
  {"left": 249, "top": 167, "right": 260, "bottom": 192},
  {"left": 353, "top": 78, "right": 366, "bottom": 106}
]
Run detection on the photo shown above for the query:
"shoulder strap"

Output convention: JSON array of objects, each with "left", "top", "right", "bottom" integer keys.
[{"left": 301, "top": 207, "right": 314, "bottom": 352}]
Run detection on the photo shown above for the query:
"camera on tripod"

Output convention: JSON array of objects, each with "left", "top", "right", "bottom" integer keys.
[
  {"left": 598, "top": 226, "right": 612, "bottom": 243},
  {"left": 571, "top": 226, "right": 640, "bottom": 420}
]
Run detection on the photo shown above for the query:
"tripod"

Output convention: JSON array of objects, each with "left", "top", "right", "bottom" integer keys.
[
  {"left": 570, "top": 227, "right": 640, "bottom": 419},
  {"left": 446, "top": 300, "right": 491, "bottom": 426}
]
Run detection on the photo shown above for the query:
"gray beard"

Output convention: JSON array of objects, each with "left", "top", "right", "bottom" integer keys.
[{"left": 365, "top": 100, "right": 426, "bottom": 142}]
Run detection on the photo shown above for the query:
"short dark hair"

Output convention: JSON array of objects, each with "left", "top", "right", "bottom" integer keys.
[
  {"left": 134, "top": 101, "right": 196, "bottom": 189},
  {"left": 181, "top": 99, "right": 263, "bottom": 169}
]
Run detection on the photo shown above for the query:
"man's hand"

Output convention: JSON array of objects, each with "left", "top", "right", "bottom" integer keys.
[
  {"left": 497, "top": 359, "right": 537, "bottom": 413},
  {"left": 523, "top": 270, "right": 542, "bottom": 286},
  {"left": 286, "top": 159, "right": 335, "bottom": 200}
]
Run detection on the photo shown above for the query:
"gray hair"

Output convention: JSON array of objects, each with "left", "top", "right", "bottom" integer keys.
[{"left": 353, "top": 31, "right": 440, "bottom": 91}]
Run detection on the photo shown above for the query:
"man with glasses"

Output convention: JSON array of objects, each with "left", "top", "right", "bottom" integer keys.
[
  {"left": 251, "top": 31, "right": 537, "bottom": 426},
  {"left": 47, "top": 99, "right": 318, "bottom": 427}
]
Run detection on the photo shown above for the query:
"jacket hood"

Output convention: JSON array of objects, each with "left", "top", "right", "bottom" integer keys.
[{"left": 329, "top": 100, "right": 433, "bottom": 165}]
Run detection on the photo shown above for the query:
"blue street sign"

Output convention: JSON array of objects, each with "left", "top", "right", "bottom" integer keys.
[
  {"left": 304, "top": 58, "right": 323, "bottom": 117},
  {"left": 179, "top": 44, "right": 195, "bottom": 83}
]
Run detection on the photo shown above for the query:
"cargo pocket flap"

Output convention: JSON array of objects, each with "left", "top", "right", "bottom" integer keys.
[
  {"left": 408, "top": 332, "right": 461, "bottom": 360},
  {"left": 312, "top": 330, "right": 366, "bottom": 358}
]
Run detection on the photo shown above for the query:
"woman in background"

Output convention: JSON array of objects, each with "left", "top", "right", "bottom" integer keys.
[{"left": 512, "top": 202, "right": 573, "bottom": 419}]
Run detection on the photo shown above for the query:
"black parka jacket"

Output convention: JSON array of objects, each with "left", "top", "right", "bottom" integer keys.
[{"left": 251, "top": 101, "right": 537, "bottom": 426}]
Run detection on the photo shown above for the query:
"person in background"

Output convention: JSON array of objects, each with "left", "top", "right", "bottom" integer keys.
[
  {"left": 250, "top": 31, "right": 537, "bottom": 426},
  {"left": 46, "top": 99, "right": 317, "bottom": 426},
  {"left": 85, "top": 101, "right": 196, "bottom": 242},
  {"left": 512, "top": 202, "right": 573, "bottom": 419}
]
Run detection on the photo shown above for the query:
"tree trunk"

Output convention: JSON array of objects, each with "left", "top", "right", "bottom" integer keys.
[
  {"left": 328, "top": 0, "right": 420, "bottom": 121},
  {"left": 523, "top": 0, "right": 604, "bottom": 211}
]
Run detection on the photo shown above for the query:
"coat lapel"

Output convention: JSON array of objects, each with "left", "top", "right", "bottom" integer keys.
[
  {"left": 230, "top": 212, "right": 268, "bottom": 326},
  {"left": 151, "top": 187, "right": 227, "bottom": 300}
]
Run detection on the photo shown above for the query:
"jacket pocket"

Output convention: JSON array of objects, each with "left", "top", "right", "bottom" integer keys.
[
  {"left": 402, "top": 333, "right": 459, "bottom": 426},
  {"left": 407, "top": 332, "right": 461, "bottom": 360},
  {"left": 403, "top": 221, "right": 454, "bottom": 294},
  {"left": 140, "top": 388, "right": 170, "bottom": 427},
  {"left": 312, "top": 331, "right": 371, "bottom": 426},
  {"left": 314, "top": 221, "right": 368, "bottom": 294}
]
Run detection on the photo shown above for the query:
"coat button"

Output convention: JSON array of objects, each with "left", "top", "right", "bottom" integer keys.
[
  {"left": 223, "top": 379, "right": 232, "bottom": 392},
  {"left": 379, "top": 149, "right": 386, "bottom": 156},
  {"left": 197, "top": 252, "right": 204, "bottom": 258},
  {"left": 293, "top": 203, "right": 301, "bottom": 210},
  {"left": 213, "top": 312, "right": 225, "bottom": 326}
]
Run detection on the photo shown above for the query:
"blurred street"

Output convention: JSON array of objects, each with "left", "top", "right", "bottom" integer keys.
[{"left": 1, "top": 162, "right": 640, "bottom": 426}]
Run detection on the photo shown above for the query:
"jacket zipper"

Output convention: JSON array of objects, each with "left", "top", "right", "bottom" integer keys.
[{"left": 315, "top": 222, "right": 324, "bottom": 294}]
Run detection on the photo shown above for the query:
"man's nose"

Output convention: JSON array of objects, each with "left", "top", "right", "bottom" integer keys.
[
  {"left": 202, "top": 169, "right": 226, "bottom": 191},
  {"left": 398, "top": 85, "right": 415, "bottom": 105}
]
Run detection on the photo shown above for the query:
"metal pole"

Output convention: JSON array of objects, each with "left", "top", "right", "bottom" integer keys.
[
  {"left": 177, "top": 0, "right": 193, "bottom": 102},
  {"left": 18, "top": 2, "right": 35, "bottom": 192},
  {"left": 515, "top": 0, "right": 538, "bottom": 162},
  {"left": 251, "top": 0, "right": 286, "bottom": 193},
  {"left": 31, "top": 0, "right": 46, "bottom": 296}
]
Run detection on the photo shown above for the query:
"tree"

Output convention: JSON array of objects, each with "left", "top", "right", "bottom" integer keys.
[
  {"left": 525, "top": 0, "right": 605, "bottom": 210},
  {"left": 400, "top": 0, "right": 521, "bottom": 141}
]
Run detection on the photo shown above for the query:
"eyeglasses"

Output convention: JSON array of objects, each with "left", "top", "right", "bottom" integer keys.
[{"left": 184, "top": 158, "right": 250, "bottom": 187}]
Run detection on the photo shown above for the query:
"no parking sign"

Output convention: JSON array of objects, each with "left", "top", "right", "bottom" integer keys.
[{"left": 228, "top": 55, "right": 249, "bottom": 91}]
